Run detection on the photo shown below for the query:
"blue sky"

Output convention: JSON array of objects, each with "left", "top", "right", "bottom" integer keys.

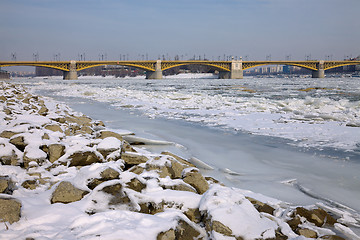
[{"left": 1, "top": 0, "right": 359, "bottom": 62}]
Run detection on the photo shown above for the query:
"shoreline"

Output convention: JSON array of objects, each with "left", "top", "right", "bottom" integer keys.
[{"left": 1, "top": 81, "right": 359, "bottom": 239}]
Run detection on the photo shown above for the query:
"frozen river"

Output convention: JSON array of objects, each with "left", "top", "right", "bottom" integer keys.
[{"left": 10, "top": 74, "right": 360, "bottom": 227}]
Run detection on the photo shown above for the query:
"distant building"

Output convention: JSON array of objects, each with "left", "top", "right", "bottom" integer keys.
[{"left": 0, "top": 69, "right": 10, "bottom": 79}]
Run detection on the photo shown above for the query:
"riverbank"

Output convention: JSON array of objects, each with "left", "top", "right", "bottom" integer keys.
[{"left": 1, "top": 81, "right": 359, "bottom": 239}]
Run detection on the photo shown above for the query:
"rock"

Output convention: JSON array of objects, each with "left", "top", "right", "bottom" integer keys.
[
  {"left": 48, "top": 144, "right": 65, "bottom": 163},
  {"left": 100, "top": 168, "right": 120, "bottom": 180},
  {"left": 161, "top": 152, "right": 195, "bottom": 167},
  {"left": 9, "top": 136, "right": 26, "bottom": 151},
  {"left": 121, "top": 152, "right": 148, "bottom": 165},
  {"left": 45, "top": 124, "right": 63, "bottom": 133},
  {"left": 167, "top": 160, "right": 185, "bottom": 179},
  {"left": 247, "top": 197, "right": 275, "bottom": 215},
  {"left": 146, "top": 165, "right": 172, "bottom": 178},
  {"left": 157, "top": 229, "right": 176, "bottom": 240},
  {"left": 212, "top": 220, "right": 233, "bottom": 236},
  {"left": 87, "top": 168, "right": 121, "bottom": 190},
  {"left": 65, "top": 115, "right": 92, "bottom": 126},
  {"left": 184, "top": 208, "right": 201, "bottom": 223},
  {"left": 97, "top": 137, "right": 122, "bottom": 158},
  {"left": 122, "top": 141, "right": 136, "bottom": 152},
  {"left": 0, "top": 131, "right": 18, "bottom": 139},
  {"left": 0, "top": 198, "right": 22, "bottom": 224},
  {"left": 97, "top": 131, "right": 123, "bottom": 141},
  {"left": 21, "top": 180, "right": 37, "bottom": 190},
  {"left": 139, "top": 201, "right": 165, "bottom": 215},
  {"left": 129, "top": 165, "right": 145, "bottom": 174},
  {"left": 0, "top": 149, "right": 19, "bottom": 166},
  {"left": 175, "top": 219, "right": 202, "bottom": 240},
  {"left": 295, "top": 207, "right": 336, "bottom": 227},
  {"left": 287, "top": 216, "right": 301, "bottom": 231},
  {"left": 101, "top": 183, "right": 131, "bottom": 205},
  {"left": 0, "top": 95, "right": 6, "bottom": 102},
  {"left": 320, "top": 235, "right": 346, "bottom": 240},
  {"left": 38, "top": 106, "right": 48, "bottom": 116},
  {"left": 23, "top": 149, "right": 47, "bottom": 168},
  {"left": 182, "top": 169, "right": 209, "bottom": 194},
  {"left": 297, "top": 228, "right": 317, "bottom": 238},
  {"left": 164, "top": 183, "right": 196, "bottom": 193},
  {"left": 51, "top": 181, "right": 89, "bottom": 204},
  {"left": 42, "top": 133, "right": 50, "bottom": 140},
  {"left": 0, "top": 179, "right": 9, "bottom": 193},
  {"left": 69, "top": 151, "right": 102, "bottom": 167},
  {"left": 126, "top": 178, "right": 146, "bottom": 192}
]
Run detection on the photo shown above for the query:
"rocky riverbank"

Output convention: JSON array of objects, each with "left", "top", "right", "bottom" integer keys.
[{"left": 0, "top": 81, "right": 359, "bottom": 239}]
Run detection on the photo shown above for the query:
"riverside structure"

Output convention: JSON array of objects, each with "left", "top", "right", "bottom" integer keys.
[{"left": 1, "top": 59, "right": 360, "bottom": 80}]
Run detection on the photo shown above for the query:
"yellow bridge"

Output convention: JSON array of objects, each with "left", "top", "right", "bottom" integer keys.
[{"left": 1, "top": 60, "right": 359, "bottom": 80}]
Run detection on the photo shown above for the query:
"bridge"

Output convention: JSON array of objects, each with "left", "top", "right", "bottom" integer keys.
[{"left": 1, "top": 59, "right": 359, "bottom": 80}]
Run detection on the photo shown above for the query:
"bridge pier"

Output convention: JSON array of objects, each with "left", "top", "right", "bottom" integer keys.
[
  {"left": 218, "top": 60, "right": 243, "bottom": 79},
  {"left": 312, "top": 60, "right": 325, "bottom": 78},
  {"left": 63, "top": 60, "right": 78, "bottom": 80},
  {"left": 146, "top": 60, "right": 163, "bottom": 79}
]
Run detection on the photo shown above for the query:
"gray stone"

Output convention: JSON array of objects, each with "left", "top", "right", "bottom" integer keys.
[
  {"left": 157, "top": 229, "right": 175, "bottom": 240},
  {"left": 122, "top": 152, "right": 148, "bottom": 165},
  {"left": 100, "top": 168, "right": 120, "bottom": 180},
  {"left": 0, "top": 198, "right": 21, "bottom": 224},
  {"left": 97, "top": 131, "right": 123, "bottom": 141},
  {"left": 101, "top": 183, "right": 131, "bottom": 205},
  {"left": 183, "top": 170, "right": 209, "bottom": 194},
  {"left": 38, "top": 106, "right": 48, "bottom": 116},
  {"left": 45, "top": 124, "right": 63, "bottom": 133},
  {"left": 9, "top": 136, "right": 26, "bottom": 151},
  {"left": 21, "top": 180, "right": 37, "bottom": 190},
  {"left": 161, "top": 152, "right": 195, "bottom": 167},
  {"left": 0, "top": 179, "right": 9, "bottom": 193},
  {"left": 126, "top": 178, "right": 146, "bottom": 192},
  {"left": 51, "top": 181, "right": 89, "bottom": 204},
  {"left": 0, "top": 131, "right": 18, "bottom": 139},
  {"left": 184, "top": 208, "right": 201, "bottom": 223},
  {"left": 297, "top": 228, "right": 317, "bottom": 238},
  {"left": 175, "top": 219, "right": 202, "bottom": 240},
  {"left": 48, "top": 144, "right": 65, "bottom": 163},
  {"left": 69, "top": 151, "right": 102, "bottom": 166}
]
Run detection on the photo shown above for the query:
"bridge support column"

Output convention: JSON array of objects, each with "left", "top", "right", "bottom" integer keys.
[
  {"left": 312, "top": 60, "right": 325, "bottom": 78},
  {"left": 218, "top": 60, "right": 243, "bottom": 79},
  {"left": 146, "top": 60, "right": 163, "bottom": 79},
  {"left": 63, "top": 60, "right": 78, "bottom": 80}
]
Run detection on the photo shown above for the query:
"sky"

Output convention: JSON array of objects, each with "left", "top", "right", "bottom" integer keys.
[{"left": 0, "top": 0, "right": 359, "bottom": 63}]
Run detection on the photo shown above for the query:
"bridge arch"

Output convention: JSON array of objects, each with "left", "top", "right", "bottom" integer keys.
[
  {"left": 161, "top": 61, "right": 230, "bottom": 72},
  {"left": 0, "top": 62, "right": 70, "bottom": 72}
]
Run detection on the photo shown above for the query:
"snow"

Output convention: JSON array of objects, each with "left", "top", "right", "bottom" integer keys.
[{"left": 2, "top": 78, "right": 360, "bottom": 239}]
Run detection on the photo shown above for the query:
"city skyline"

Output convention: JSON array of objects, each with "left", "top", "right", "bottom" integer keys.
[{"left": 1, "top": 0, "right": 359, "bottom": 62}]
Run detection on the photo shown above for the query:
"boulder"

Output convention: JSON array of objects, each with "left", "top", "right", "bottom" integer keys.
[
  {"left": 175, "top": 219, "right": 203, "bottom": 240},
  {"left": 287, "top": 216, "right": 301, "bottom": 231},
  {"left": 167, "top": 160, "right": 185, "bottom": 179},
  {"left": 48, "top": 144, "right": 65, "bottom": 163},
  {"left": 320, "top": 235, "right": 346, "bottom": 240},
  {"left": 247, "top": 197, "right": 275, "bottom": 215},
  {"left": 21, "top": 180, "right": 37, "bottom": 190},
  {"left": 23, "top": 148, "right": 47, "bottom": 168},
  {"left": 163, "top": 183, "right": 196, "bottom": 193},
  {"left": 0, "top": 198, "right": 21, "bottom": 224},
  {"left": 0, "top": 179, "right": 9, "bottom": 193},
  {"left": 0, "top": 131, "right": 18, "bottom": 139},
  {"left": 101, "top": 183, "right": 131, "bottom": 205},
  {"left": 161, "top": 152, "right": 195, "bottom": 167},
  {"left": 139, "top": 201, "right": 165, "bottom": 215},
  {"left": 100, "top": 168, "right": 120, "bottom": 180},
  {"left": 121, "top": 152, "right": 148, "bottom": 165},
  {"left": 184, "top": 208, "right": 202, "bottom": 223},
  {"left": 295, "top": 207, "right": 336, "bottom": 227},
  {"left": 51, "top": 181, "right": 89, "bottom": 204},
  {"left": 45, "top": 124, "right": 63, "bottom": 133},
  {"left": 9, "top": 136, "right": 26, "bottom": 151},
  {"left": 69, "top": 151, "right": 102, "bottom": 167},
  {"left": 0, "top": 149, "right": 19, "bottom": 166},
  {"left": 126, "top": 178, "right": 146, "bottom": 192},
  {"left": 182, "top": 169, "right": 209, "bottom": 194},
  {"left": 97, "top": 131, "right": 123, "bottom": 141},
  {"left": 297, "top": 228, "right": 317, "bottom": 238},
  {"left": 38, "top": 106, "right": 48, "bottom": 116},
  {"left": 129, "top": 165, "right": 145, "bottom": 175},
  {"left": 157, "top": 229, "right": 175, "bottom": 240},
  {"left": 87, "top": 168, "right": 120, "bottom": 190}
]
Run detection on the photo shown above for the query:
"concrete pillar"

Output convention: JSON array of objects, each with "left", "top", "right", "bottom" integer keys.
[
  {"left": 146, "top": 60, "right": 163, "bottom": 79},
  {"left": 230, "top": 60, "right": 243, "bottom": 79},
  {"left": 218, "top": 60, "right": 243, "bottom": 79},
  {"left": 312, "top": 60, "right": 325, "bottom": 78},
  {"left": 63, "top": 60, "right": 78, "bottom": 80}
]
